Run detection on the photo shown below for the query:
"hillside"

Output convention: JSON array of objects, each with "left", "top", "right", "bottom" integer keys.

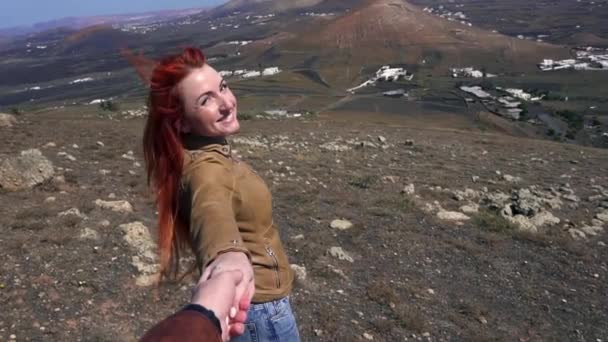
[
  {"left": 261, "top": 0, "right": 570, "bottom": 87},
  {"left": 0, "top": 107, "right": 607, "bottom": 340}
]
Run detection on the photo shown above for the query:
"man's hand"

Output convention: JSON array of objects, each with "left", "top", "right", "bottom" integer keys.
[
  {"left": 201, "top": 252, "right": 255, "bottom": 336},
  {"left": 191, "top": 270, "right": 247, "bottom": 341}
]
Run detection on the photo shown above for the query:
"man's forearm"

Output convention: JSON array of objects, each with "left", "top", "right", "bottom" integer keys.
[{"left": 140, "top": 304, "right": 221, "bottom": 342}]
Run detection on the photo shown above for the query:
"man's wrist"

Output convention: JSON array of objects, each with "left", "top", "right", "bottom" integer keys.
[{"left": 182, "top": 303, "right": 222, "bottom": 333}]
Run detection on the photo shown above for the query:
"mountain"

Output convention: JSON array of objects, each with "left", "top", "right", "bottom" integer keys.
[
  {"left": 246, "top": 0, "right": 570, "bottom": 87},
  {"left": 210, "top": 0, "right": 326, "bottom": 16},
  {"left": 0, "top": 7, "right": 208, "bottom": 38}
]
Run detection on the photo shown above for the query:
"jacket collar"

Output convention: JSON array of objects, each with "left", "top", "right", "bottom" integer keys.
[{"left": 182, "top": 134, "right": 231, "bottom": 157}]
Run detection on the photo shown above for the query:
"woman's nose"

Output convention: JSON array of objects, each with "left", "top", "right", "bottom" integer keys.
[{"left": 218, "top": 93, "right": 233, "bottom": 112}]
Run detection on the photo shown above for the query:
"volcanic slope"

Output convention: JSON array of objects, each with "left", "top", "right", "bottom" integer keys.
[{"left": 248, "top": 0, "right": 571, "bottom": 88}]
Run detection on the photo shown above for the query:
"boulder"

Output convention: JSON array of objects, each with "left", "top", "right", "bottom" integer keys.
[
  {"left": 0, "top": 113, "right": 17, "bottom": 127},
  {"left": 0, "top": 149, "right": 54, "bottom": 191},
  {"left": 327, "top": 247, "right": 354, "bottom": 263}
]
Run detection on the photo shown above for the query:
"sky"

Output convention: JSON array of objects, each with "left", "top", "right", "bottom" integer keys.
[{"left": 0, "top": 0, "right": 228, "bottom": 29}]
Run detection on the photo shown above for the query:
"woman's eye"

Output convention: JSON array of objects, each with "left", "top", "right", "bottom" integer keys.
[
  {"left": 200, "top": 97, "right": 208, "bottom": 106},
  {"left": 221, "top": 82, "right": 228, "bottom": 91}
]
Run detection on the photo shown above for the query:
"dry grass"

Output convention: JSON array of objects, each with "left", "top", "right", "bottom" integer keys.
[
  {"left": 472, "top": 211, "right": 517, "bottom": 234},
  {"left": 392, "top": 304, "right": 427, "bottom": 333}
]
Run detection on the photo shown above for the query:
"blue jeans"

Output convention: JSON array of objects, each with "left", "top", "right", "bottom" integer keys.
[{"left": 231, "top": 296, "right": 300, "bottom": 342}]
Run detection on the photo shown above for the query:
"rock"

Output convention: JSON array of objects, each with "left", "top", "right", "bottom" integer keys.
[
  {"left": 58, "top": 208, "right": 87, "bottom": 220},
  {"left": 0, "top": 113, "right": 17, "bottom": 127},
  {"left": 404, "top": 139, "right": 414, "bottom": 146},
  {"left": 530, "top": 211, "right": 560, "bottom": 227},
  {"left": 568, "top": 228, "right": 586, "bottom": 240},
  {"left": 501, "top": 204, "right": 514, "bottom": 217},
  {"left": 94, "top": 199, "right": 133, "bottom": 213},
  {"left": 508, "top": 215, "right": 537, "bottom": 233},
  {"left": 57, "top": 152, "right": 76, "bottom": 161},
  {"left": 460, "top": 203, "right": 479, "bottom": 214},
  {"left": 327, "top": 264, "right": 348, "bottom": 279},
  {"left": 319, "top": 141, "right": 351, "bottom": 152},
  {"left": 119, "top": 222, "right": 159, "bottom": 286},
  {"left": 99, "top": 169, "right": 111, "bottom": 175},
  {"left": 377, "top": 136, "right": 387, "bottom": 144},
  {"left": 472, "top": 176, "right": 480, "bottom": 183},
  {"left": 327, "top": 247, "right": 354, "bottom": 263},
  {"left": 422, "top": 201, "right": 442, "bottom": 214},
  {"left": 595, "top": 211, "right": 608, "bottom": 223},
  {"left": 290, "top": 264, "right": 307, "bottom": 282},
  {"left": 44, "top": 196, "right": 56, "bottom": 203},
  {"left": 511, "top": 188, "right": 543, "bottom": 216},
  {"left": 99, "top": 220, "right": 110, "bottom": 227},
  {"left": 481, "top": 191, "right": 510, "bottom": 210},
  {"left": 51, "top": 175, "right": 65, "bottom": 186},
  {"left": 503, "top": 174, "right": 521, "bottom": 183},
  {"left": 0, "top": 149, "right": 54, "bottom": 191},
  {"left": 437, "top": 210, "right": 470, "bottom": 221},
  {"left": 562, "top": 194, "right": 580, "bottom": 203},
  {"left": 96, "top": 141, "right": 104, "bottom": 147},
  {"left": 43, "top": 142, "right": 56, "bottom": 148},
  {"left": 120, "top": 222, "right": 156, "bottom": 260},
  {"left": 330, "top": 219, "right": 353, "bottom": 230},
  {"left": 402, "top": 183, "right": 415, "bottom": 195},
  {"left": 453, "top": 188, "right": 480, "bottom": 201},
  {"left": 363, "top": 332, "right": 374, "bottom": 340},
  {"left": 382, "top": 175, "right": 399, "bottom": 183},
  {"left": 591, "top": 219, "right": 604, "bottom": 227},
  {"left": 80, "top": 228, "right": 100, "bottom": 240},
  {"left": 580, "top": 225, "right": 604, "bottom": 236},
  {"left": 355, "top": 141, "right": 378, "bottom": 149},
  {"left": 587, "top": 194, "right": 604, "bottom": 202},
  {"left": 427, "top": 288, "right": 435, "bottom": 295},
  {"left": 292, "top": 234, "right": 304, "bottom": 240},
  {"left": 121, "top": 151, "right": 135, "bottom": 160}
]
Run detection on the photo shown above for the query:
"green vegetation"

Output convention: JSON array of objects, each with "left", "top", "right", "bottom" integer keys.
[
  {"left": 348, "top": 175, "right": 378, "bottom": 189},
  {"left": 99, "top": 100, "right": 120, "bottom": 112},
  {"left": 554, "top": 109, "right": 583, "bottom": 140},
  {"left": 472, "top": 210, "right": 517, "bottom": 234}
]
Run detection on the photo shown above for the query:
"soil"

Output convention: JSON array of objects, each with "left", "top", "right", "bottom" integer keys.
[{"left": 1, "top": 108, "right": 607, "bottom": 341}]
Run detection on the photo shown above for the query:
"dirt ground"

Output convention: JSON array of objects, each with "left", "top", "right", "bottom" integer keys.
[{"left": 1, "top": 108, "right": 607, "bottom": 341}]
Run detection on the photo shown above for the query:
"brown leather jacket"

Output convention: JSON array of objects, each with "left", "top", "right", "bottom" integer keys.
[{"left": 179, "top": 135, "right": 294, "bottom": 303}]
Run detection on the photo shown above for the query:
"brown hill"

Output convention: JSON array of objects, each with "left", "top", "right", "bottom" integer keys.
[
  {"left": 249, "top": 0, "right": 571, "bottom": 87},
  {"left": 211, "top": 0, "right": 325, "bottom": 15}
]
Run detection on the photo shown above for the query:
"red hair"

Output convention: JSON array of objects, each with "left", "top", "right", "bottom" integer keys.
[{"left": 142, "top": 47, "right": 206, "bottom": 279}]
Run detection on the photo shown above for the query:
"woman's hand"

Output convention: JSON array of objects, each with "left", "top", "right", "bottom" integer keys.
[{"left": 202, "top": 251, "right": 255, "bottom": 336}]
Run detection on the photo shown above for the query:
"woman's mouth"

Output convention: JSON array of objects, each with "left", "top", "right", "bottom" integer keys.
[{"left": 217, "top": 111, "right": 234, "bottom": 123}]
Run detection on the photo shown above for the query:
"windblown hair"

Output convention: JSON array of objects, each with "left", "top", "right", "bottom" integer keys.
[{"left": 140, "top": 47, "right": 206, "bottom": 279}]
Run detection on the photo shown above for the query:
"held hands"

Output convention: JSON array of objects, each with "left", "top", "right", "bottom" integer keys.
[{"left": 196, "top": 252, "right": 255, "bottom": 339}]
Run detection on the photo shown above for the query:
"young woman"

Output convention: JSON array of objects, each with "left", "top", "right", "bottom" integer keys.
[{"left": 142, "top": 47, "right": 299, "bottom": 341}]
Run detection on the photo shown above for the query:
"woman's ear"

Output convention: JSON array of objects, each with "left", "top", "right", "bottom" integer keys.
[{"left": 175, "top": 118, "right": 192, "bottom": 134}]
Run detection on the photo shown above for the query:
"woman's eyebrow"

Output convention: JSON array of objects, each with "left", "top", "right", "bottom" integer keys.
[{"left": 196, "top": 91, "right": 212, "bottom": 103}]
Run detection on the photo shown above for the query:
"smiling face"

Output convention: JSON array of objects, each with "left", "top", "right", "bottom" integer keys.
[{"left": 177, "top": 64, "right": 239, "bottom": 137}]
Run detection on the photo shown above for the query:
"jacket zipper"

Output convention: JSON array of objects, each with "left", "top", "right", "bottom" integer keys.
[{"left": 265, "top": 245, "right": 281, "bottom": 288}]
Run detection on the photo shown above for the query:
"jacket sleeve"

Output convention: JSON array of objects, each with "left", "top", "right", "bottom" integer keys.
[
  {"left": 139, "top": 306, "right": 221, "bottom": 342},
  {"left": 187, "top": 157, "right": 251, "bottom": 269}
]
